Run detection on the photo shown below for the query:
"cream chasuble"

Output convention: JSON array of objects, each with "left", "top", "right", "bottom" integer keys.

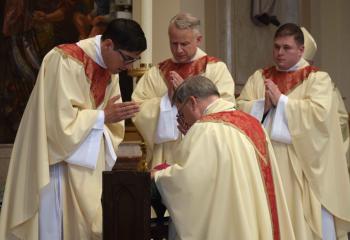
[
  {"left": 132, "top": 48, "right": 235, "bottom": 168},
  {"left": 0, "top": 37, "right": 124, "bottom": 240},
  {"left": 155, "top": 99, "right": 295, "bottom": 240},
  {"left": 237, "top": 60, "right": 350, "bottom": 240}
]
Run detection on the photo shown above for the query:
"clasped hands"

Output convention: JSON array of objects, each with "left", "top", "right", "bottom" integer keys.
[
  {"left": 167, "top": 71, "right": 184, "bottom": 99},
  {"left": 104, "top": 95, "right": 139, "bottom": 123},
  {"left": 264, "top": 79, "right": 281, "bottom": 113}
]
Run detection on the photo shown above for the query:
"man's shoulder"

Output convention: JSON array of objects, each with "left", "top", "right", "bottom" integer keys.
[
  {"left": 205, "top": 55, "right": 221, "bottom": 63},
  {"left": 158, "top": 58, "right": 173, "bottom": 67},
  {"left": 246, "top": 68, "right": 265, "bottom": 80},
  {"left": 55, "top": 43, "right": 84, "bottom": 61}
]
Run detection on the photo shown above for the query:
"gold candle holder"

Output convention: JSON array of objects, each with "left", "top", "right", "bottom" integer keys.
[
  {"left": 137, "top": 142, "right": 149, "bottom": 172},
  {"left": 127, "top": 63, "right": 152, "bottom": 78}
]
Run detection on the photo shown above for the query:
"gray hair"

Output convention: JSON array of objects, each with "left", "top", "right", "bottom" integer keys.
[
  {"left": 172, "top": 76, "right": 220, "bottom": 104},
  {"left": 169, "top": 12, "right": 201, "bottom": 35}
]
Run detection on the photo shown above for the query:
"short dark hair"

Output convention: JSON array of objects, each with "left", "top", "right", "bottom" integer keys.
[
  {"left": 274, "top": 23, "right": 304, "bottom": 46},
  {"left": 102, "top": 18, "right": 147, "bottom": 52},
  {"left": 172, "top": 76, "right": 220, "bottom": 104}
]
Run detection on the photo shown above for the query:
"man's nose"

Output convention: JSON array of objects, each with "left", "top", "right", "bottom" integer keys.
[
  {"left": 278, "top": 48, "right": 284, "bottom": 55},
  {"left": 176, "top": 44, "right": 184, "bottom": 53}
]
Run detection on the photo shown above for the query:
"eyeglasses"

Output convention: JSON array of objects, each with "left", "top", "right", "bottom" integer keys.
[{"left": 116, "top": 49, "right": 141, "bottom": 64}]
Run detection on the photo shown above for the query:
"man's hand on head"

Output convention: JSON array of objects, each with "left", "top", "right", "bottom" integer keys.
[{"left": 104, "top": 95, "right": 140, "bottom": 123}]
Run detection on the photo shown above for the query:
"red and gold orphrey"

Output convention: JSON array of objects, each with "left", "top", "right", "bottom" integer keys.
[
  {"left": 263, "top": 65, "right": 319, "bottom": 94},
  {"left": 159, "top": 56, "right": 219, "bottom": 85},
  {"left": 200, "top": 110, "right": 281, "bottom": 240},
  {"left": 57, "top": 44, "right": 111, "bottom": 107}
]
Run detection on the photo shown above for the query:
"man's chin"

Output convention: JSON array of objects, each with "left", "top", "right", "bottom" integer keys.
[{"left": 175, "top": 57, "right": 190, "bottom": 63}]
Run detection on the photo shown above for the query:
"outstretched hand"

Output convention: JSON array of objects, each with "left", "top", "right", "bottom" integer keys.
[{"left": 104, "top": 95, "right": 140, "bottom": 123}]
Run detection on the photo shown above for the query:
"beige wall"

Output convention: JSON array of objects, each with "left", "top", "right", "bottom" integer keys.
[
  {"left": 205, "top": 0, "right": 277, "bottom": 92},
  {"left": 180, "top": 0, "right": 206, "bottom": 50},
  {"left": 132, "top": 0, "right": 206, "bottom": 65},
  {"left": 306, "top": 0, "right": 350, "bottom": 110}
]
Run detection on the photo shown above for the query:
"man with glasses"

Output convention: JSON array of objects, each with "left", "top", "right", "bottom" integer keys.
[
  {"left": 132, "top": 12, "right": 235, "bottom": 168},
  {"left": 0, "top": 19, "right": 146, "bottom": 240},
  {"left": 152, "top": 76, "right": 295, "bottom": 240},
  {"left": 237, "top": 23, "right": 350, "bottom": 239}
]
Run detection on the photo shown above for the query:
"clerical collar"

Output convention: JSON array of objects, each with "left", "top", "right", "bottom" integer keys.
[
  {"left": 276, "top": 58, "right": 309, "bottom": 72},
  {"left": 203, "top": 99, "right": 219, "bottom": 115},
  {"left": 203, "top": 98, "right": 235, "bottom": 115},
  {"left": 171, "top": 48, "right": 207, "bottom": 63},
  {"left": 94, "top": 35, "right": 107, "bottom": 69}
]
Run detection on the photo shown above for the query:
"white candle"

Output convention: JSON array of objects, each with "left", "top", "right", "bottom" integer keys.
[{"left": 141, "top": 0, "right": 152, "bottom": 65}]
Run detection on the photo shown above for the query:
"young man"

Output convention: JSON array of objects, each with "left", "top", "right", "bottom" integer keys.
[
  {"left": 153, "top": 76, "right": 295, "bottom": 240},
  {"left": 0, "top": 19, "right": 146, "bottom": 239},
  {"left": 132, "top": 12, "right": 235, "bottom": 168},
  {"left": 237, "top": 23, "right": 350, "bottom": 239}
]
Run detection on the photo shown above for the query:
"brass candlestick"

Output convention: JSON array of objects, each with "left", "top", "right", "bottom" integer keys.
[
  {"left": 127, "top": 63, "right": 152, "bottom": 79},
  {"left": 137, "top": 142, "right": 148, "bottom": 172}
]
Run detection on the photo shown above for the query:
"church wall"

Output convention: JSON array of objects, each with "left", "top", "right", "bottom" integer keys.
[
  {"left": 132, "top": 0, "right": 206, "bottom": 65},
  {"left": 306, "top": 0, "right": 350, "bottom": 110},
  {"left": 205, "top": 0, "right": 300, "bottom": 93}
]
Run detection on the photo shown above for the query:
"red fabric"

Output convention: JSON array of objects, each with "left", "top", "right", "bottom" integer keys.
[
  {"left": 200, "top": 111, "right": 280, "bottom": 240},
  {"left": 158, "top": 56, "right": 219, "bottom": 86},
  {"left": 57, "top": 44, "right": 111, "bottom": 107},
  {"left": 153, "top": 163, "right": 170, "bottom": 171},
  {"left": 263, "top": 65, "right": 318, "bottom": 94}
]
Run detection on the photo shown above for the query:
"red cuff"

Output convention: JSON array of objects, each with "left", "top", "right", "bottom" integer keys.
[{"left": 153, "top": 163, "right": 170, "bottom": 171}]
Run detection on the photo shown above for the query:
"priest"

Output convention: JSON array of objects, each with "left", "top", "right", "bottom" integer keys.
[
  {"left": 153, "top": 76, "right": 295, "bottom": 240},
  {"left": 132, "top": 12, "right": 235, "bottom": 168},
  {"left": 237, "top": 23, "right": 350, "bottom": 239}
]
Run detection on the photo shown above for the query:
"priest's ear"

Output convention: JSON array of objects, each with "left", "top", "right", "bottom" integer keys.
[
  {"left": 101, "top": 39, "right": 114, "bottom": 50},
  {"left": 195, "top": 34, "right": 203, "bottom": 46},
  {"left": 188, "top": 96, "right": 199, "bottom": 110}
]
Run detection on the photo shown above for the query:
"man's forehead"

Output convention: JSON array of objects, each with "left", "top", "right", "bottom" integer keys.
[
  {"left": 274, "top": 36, "right": 299, "bottom": 46},
  {"left": 169, "top": 27, "right": 195, "bottom": 38}
]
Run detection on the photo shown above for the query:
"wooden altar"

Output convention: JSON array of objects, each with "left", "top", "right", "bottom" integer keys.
[{"left": 102, "top": 153, "right": 169, "bottom": 240}]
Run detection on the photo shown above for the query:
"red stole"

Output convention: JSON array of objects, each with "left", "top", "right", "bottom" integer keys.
[
  {"left": 263, "top": 65, "right": 319, "bottom": 94},
  {"left": 56, "top": 44, "right": 111, "bottom": 107},
  {"left": 200, "top": 110, "right": 280, "bottom": 240},
  {"left": 158, "top": 56, "right": 219, "bottom": 85}
]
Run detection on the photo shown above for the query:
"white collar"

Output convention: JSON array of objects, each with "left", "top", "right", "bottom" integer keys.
[
  {"left": 276, "top": 58, "right": 309, "bottom": 72},
  {"left": 94, "top": 35, "right": 107, "bottom": 69}
]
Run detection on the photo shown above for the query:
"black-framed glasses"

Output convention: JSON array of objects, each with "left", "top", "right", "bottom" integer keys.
[{"left": 116, "top": 49, "right": 141, "bottom": 64}]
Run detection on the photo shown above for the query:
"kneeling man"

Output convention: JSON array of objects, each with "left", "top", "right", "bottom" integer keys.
[{"left": 153, "top": 76, "right": 295, "bottom": 240}]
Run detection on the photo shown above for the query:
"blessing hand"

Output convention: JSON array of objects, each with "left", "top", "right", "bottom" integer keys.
[{"left": 104, "top": 95, "right": 140, "bottom": 123}]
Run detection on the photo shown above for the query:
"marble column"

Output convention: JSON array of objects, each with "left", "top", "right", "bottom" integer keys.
[
  {"left": 215, "top": 0, "right": 233, "bottom": 73},
  {"left": 141, "top": 0, "right": 153, "bottom": 66}
]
